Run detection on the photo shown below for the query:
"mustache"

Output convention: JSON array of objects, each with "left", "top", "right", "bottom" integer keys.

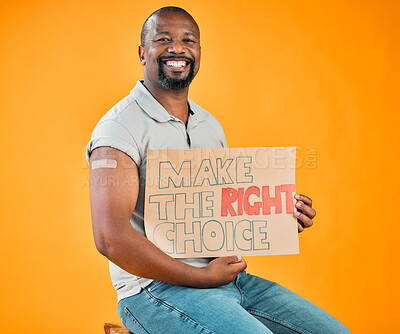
[{"left": 158, "top": 55, "right": 194, "bottom": 64}]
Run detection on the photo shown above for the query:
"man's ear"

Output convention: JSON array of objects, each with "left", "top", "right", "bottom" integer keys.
[{"left": 138, "top": 45, "right": 146, "bottom": 66}]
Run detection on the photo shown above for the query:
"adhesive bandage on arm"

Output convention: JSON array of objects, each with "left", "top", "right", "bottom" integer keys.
[{"left": 91, "top": 159, "right": 118, "bottom": 169}]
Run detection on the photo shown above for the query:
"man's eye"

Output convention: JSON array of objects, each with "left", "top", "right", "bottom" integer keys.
[
  {"left": 156, "top": 38, "right": 170, "bottom": 42},
  {"left": 183, "top": 39, "right": 195, "bottom": 43}
]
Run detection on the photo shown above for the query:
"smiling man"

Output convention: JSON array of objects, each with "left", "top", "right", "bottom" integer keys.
[
  {"left": 140, "top": 12, "right": 199, "bottom": 91},
  {"left": 86, "top": 7, "right": 351, "bottom": 334}
]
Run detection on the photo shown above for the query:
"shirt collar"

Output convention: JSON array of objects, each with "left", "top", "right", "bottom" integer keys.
[{"left": 130, "top": 80, "right": 209, "bottom": 123}]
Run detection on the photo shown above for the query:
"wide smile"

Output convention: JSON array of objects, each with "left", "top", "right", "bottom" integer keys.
[{"left": 162, "top": 59, "right": 190, "bottom": 72}]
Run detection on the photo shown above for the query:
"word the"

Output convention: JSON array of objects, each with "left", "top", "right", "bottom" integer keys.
[{"left": 149, "top": 191, "right": 215, "bottom": 220}]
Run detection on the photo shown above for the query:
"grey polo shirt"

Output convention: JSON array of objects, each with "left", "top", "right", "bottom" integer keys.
[{"left": 86, "top": 80, "right": 227, "bottom": 302}]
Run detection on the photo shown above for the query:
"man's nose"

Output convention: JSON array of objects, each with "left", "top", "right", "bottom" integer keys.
[{"left": 168, "top": 40, "right": 186, "bottom": 54}]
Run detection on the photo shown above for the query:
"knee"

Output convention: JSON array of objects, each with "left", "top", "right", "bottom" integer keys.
[{"left": 325, "top": 319, "right": 352, "bottom": 334}]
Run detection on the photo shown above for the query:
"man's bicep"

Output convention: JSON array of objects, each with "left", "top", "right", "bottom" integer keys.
[{"left": 89, "top": 146, "right": 140, "bottom": 253}]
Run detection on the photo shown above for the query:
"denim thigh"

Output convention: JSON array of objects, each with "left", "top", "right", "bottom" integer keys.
[
  {"left": 117, "top": 275, "right": 273, "bottom": 334},
  {"left": 236, "top": 271, "right": 351, "bottom": 334},
  {"left": 117, "top": 271, "right": 351, "bottom": 334}
]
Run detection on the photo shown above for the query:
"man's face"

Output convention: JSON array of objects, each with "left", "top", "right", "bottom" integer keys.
[{"left": 139, "top": 12, "right": 201, "bottom": 90}]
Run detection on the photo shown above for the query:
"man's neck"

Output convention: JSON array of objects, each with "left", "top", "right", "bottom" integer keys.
[{"left": 143, "top": 79, "right": 190, "bottom": 125}]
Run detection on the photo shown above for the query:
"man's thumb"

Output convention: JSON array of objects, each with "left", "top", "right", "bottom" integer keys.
[{"left": 226, "top": 255, "right": 242, "bottom": 263}]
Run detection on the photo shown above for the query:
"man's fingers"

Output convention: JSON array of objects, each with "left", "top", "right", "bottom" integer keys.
[
  {"left": 294, "top": 194, "right": 316, "bottom": 233},
  {"left": 295, "top": 201, "right": 316, "bottom": 219},
  {"left": 222, "top": 255, "right": 242, "bottom": 264},
  {"left": 224, "top": 255, "right": 247, "bottom": 270},
  {"left": 295, "top": 211, "right": 313, "bottom": 228},
  {"left": 230, "top": 259, "right": 247, "bottom": 272},
  {"left": 295, "top": 194, "right": 313, "bottom": 208}
]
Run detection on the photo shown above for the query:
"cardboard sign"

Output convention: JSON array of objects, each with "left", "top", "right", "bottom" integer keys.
[{"left": 144, "top": 147, "right": 298, "bottom": 258}]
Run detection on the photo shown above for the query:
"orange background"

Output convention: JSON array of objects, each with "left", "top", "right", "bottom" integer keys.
[{"left": 1, "top": 1, "right": 399, "bottom": 333}]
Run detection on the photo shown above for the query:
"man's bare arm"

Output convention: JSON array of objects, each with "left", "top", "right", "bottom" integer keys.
[{"left": 89, "top": 147, "right": 246, "bottom": 288}]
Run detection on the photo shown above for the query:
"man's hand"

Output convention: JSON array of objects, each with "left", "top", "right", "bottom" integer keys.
[
  {"left": 195, "top": 255, "right": 247, "bottom": 288},
  {"left": 294, "top": 194, "right": 316, "bottom": 233}
]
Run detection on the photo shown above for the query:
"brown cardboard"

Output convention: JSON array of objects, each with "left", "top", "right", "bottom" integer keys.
[{"left": 144, "top": 147, "right": 299, "bottom": 258}]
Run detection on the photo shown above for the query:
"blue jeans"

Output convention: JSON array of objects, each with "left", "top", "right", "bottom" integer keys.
[{"left": 117, "top": 270, "right": 351, "bottom": 334}]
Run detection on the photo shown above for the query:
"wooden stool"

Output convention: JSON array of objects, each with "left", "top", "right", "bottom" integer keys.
[{"left": 104, "top": 323, "right": 132, "bottom": 334}]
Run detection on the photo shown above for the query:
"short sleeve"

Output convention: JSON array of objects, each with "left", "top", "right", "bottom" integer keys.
[
  {"left": 86, "top": 119, "right": 141, "bottom": 167},
  {"left": 208, "top": 114, "right": 228, "bottom": 148},
  {"left": 219, "top": 125, "right": 227, "bottom": 148}
]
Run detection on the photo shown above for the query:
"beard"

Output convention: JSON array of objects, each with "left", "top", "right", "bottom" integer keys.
[{"left": 157, "top": 56, "right": 195, "bottom": 90}]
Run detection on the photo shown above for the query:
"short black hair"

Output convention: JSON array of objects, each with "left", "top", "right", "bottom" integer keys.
[{"left": 140, "top": 7, "right": 197, "bottom": 46}]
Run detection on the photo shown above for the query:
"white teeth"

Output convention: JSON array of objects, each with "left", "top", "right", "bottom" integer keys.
[{"left": 165, "top": 60, "right": 187, "bottom": 68}]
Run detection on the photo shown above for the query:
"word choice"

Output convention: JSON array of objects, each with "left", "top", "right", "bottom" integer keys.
[{"left": 153, "top": 219, "right": 269, "bottom": 254}]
